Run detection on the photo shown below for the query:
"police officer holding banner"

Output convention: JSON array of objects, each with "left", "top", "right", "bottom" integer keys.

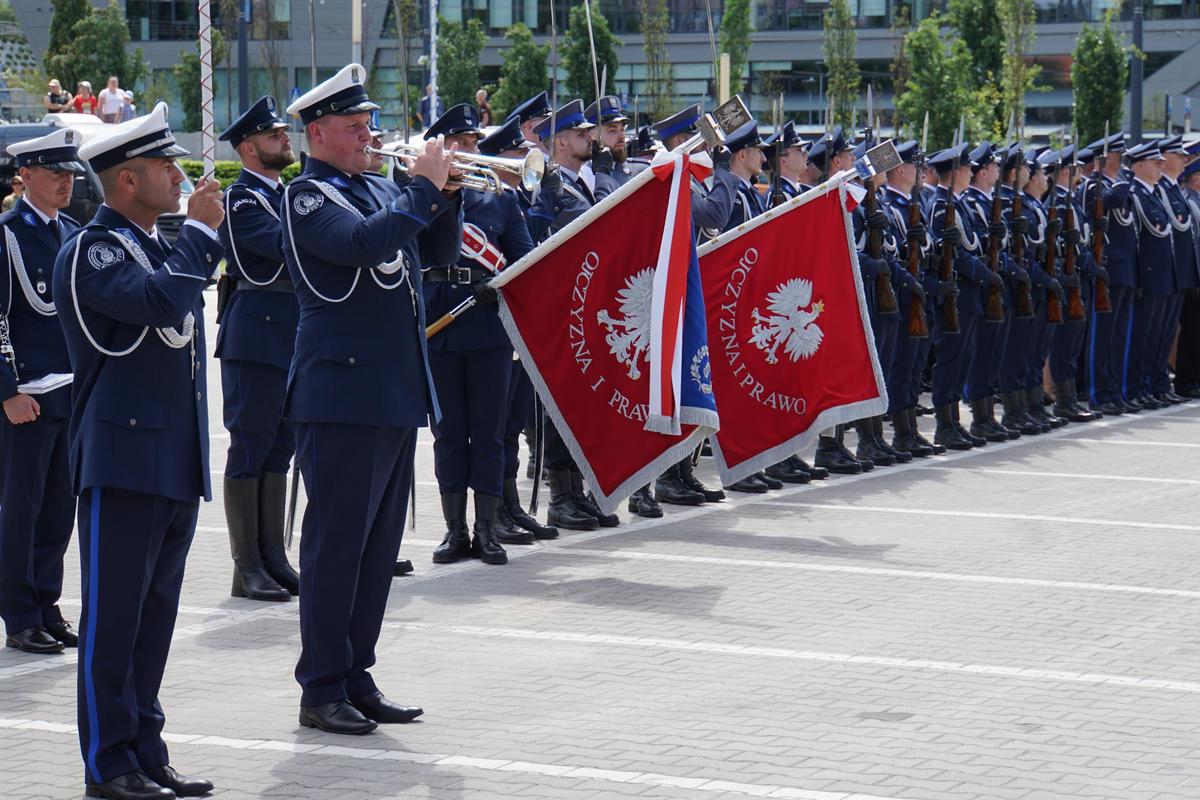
[
  {"left": 0, "top": 129, "right": 82, "bottom": 655},
  {"left": 55, "top": 102, "right": 224, "bottom": 800},
  {"left": 215, "top": 95, "right": 300, "bottom": 603},
  {"left": 281, "top": 64, "right": 461, "bottom": 736}
]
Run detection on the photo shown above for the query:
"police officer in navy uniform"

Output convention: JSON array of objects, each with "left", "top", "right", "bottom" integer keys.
[
  {"left": 475, "top": 118, "right": 560, "bottom": 542},
  {"left": 1176, "top": 152, "right": 1200, "bottom": 398},
  {"left": 650, "top": 104, "right": 736, "bottom": 507},
  {"left": 526, "top": 99, "right": 621, "bottom": 529},
  {"left": 282, "top": 64, "right": 461, "bottom": 736},
  {"left": 880, "top": 140, "right": 943, "bottom": 458},
  {"left": 55, "top": 102, "right": 224, "bottom": 800},
  {"left": 586, "top": 95, "right": 632, "bottom": 201},
  {"left": 626, "top": 125, "right": 658, "bottom": 175},
  {"left": 215, "top": 95, "right": 300, "bottom": 603},
  {"left": 0, "top": 129, "right": 82, "bottom": 655},
  {"left": 1154, "top": 135, "right": 1197, "bottom": 404},
  {"left": 1080, "top": 132, "right": 1139, "bottom": 415},
  {"left": 1123, "top": 142, "right": 1175, "bottom": 408},
  {"left": 423, "top": 103, "right": 536, "bottom": 566}
]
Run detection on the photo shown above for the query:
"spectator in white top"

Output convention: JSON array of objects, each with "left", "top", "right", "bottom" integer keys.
[{"left": 96, "top": 76, "right": 125, "bottom": 123}]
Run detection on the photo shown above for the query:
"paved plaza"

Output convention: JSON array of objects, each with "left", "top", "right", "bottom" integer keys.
[{"left": 2, "top": 296, "right": 1200, "bottom": 799}]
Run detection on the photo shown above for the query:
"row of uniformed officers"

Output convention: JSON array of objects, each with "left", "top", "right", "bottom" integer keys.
[{"left": 0, "top": 61, "right": 1197, "bottom": 799}]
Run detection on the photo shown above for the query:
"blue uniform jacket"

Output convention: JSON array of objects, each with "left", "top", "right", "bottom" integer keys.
[
  {"left": 53, "top": 205, "right": 222, "bottom": 502},
  {"left": 1129, "top": 178, "right": 1176, "bottom": 296},
  {"left": 722, "top": 177, "right": 766, "bottom": 233},
  {"left": 215, "top": 169, "right": 298, "bottom": 370},
  {"left": 930, "top": 187, "right": 987, "bottom": 317},
  {"left": 280, "top": 156, "right": 462, "bottom": 429},
  {"left": 853, "top": 188, "right": 914, "bottom": 311},
  {"left": 0, "top": 199, "right": 78, "bottom": 418},
  {"left": 593, "top": 161, "right": 635, "bottom": 202},
  {"left": 1159, "top": 178, "right": 1199, "bottom": 290},
  {"left": 1080, "top": 176, "right": 1138, "bottom": 288},
  {"left": 527, "top": 170, "right": 594, "bottom": 243},
  {"left": 881, "top": 185, "right": 932, "bottom": 303},
  {"left": 424, "top": 186, "right": 533, "bottom": 351},
  {"left": 692, "top": 168, "right": 738, "bottom": 239}
]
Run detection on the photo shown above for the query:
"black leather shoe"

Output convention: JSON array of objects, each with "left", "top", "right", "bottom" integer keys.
[
  {"left": 756, "top": 470, "right": 784, "bottom": 490},
  {"left": 393, "top": 560, "right": 414, "bottom": 577},
  {"left": 5, "top": 626, "right": 64, "bottom": 654},
  {"left": 299, "top": 701, "right": 377, "bottom": 735},
  {"left": 1096, "top": 401, "right": 1123, "bottom": 416},
  {"left": 85, "top": 771, "right": 174, "bottom": 800},
  {"left": 471, "top": 494, "right": 508, "bottom": 564},
  {"left": 814, "top": 444, "right": 863, "bottom": 475},
  {"left": 44, "top": 619, "right": 78, "bottom": 647},
  {"left": 433, "top": 492, "right": 473, "bottom": 563},
  {"left": 494, "top": 502, "right": 536, "bottom": 545},
  {"left": 502, "top": 478, "right": 559, "bottom": 540},
  {"left": 144, "top": 766, "right": 213, "bottom": 797},
  {"left": 764, "top": 460, "right": 811, "bottom": 484},
  {"left": 572, "top": 473, "right": 620, "bottom": 527},
  {"left": 724, "top": 474, "right": 769, "bottom": 493},
  {"left": 627, "top": 485, "right": 664, "bottom": 517},
  {"left": 350, "top": 691, "right": 424, "bottom": 724},
  {"left": 547, "top": 470, "right": 599, "bottom": 531},
  {"left": 789, "top": 456, "right": 827, "bottom": 479}
]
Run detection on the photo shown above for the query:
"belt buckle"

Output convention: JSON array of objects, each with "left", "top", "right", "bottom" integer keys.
[{"left": 451, "top": 266, "right": 473, "bottom": 285}]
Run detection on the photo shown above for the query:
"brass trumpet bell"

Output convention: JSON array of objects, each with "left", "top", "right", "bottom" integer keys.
[{"left": 366, "top": 143, "right": 545, "bottom": 194}]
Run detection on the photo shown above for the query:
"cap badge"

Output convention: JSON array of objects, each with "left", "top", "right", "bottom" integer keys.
[
  {"left": 351, "top": 67, "right": 360, "bottom": 83},
  {"left": 64, "top": 130, "right": 74, "bottom": 144}
]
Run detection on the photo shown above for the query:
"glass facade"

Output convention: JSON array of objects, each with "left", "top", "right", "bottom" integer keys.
[{"left": 128, "top": 0, "right": 290, "bottom": 41}]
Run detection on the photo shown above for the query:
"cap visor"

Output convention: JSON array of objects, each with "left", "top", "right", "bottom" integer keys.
[
  {"left": 43, "top": 160, "right": 86, "bottom": 174},
  {"left": 333, "top": 101, "right": 381, "bottom": 116}
]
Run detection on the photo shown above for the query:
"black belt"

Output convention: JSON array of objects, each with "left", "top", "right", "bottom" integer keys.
[
  {"left": 235, "top": 278, "right": 294, "bottom": 293},
  {"left": 423, "top": 266, "right": 491, "bottom": 286}
]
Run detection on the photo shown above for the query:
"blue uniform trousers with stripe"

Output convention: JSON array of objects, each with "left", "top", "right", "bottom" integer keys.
[
  {"left": 504, "top": 360, "right": 535, "bottom": 480},
  {"left": 1088, "top": 285, "right": 1134, "bottom": 404},
  {"left": 294, "top": 422, "right": 415, "bottom": 708},
  {"left": 221, "top": 359, "right": 294, "bottom": 479},
  {"left": 429, "top": 347, "right": 512, "bottom": 497},
  {"left": 964, "top": 313, "right": 1008, "bottom": 402},
  {"left": 0, "top": 413, "right": 74, "bottom": 635},
  {"left": 75, "top": 487, "right": 198, "bottom": 785},
  {"left": 1049, "top": 317, "right": 1088, "bottom": 384}
]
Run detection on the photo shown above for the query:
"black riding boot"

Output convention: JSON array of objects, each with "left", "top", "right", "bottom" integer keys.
[
  {"left": 969, "top": 399, "right": 1008, "bottom": 443},
  {"left": 854, "top": 419, "right": 896, "bottom": 466},
  {"left": 934, "top": 405, "right": 972, "bottom": 450},
  {"left": 678, "top": 457, "right": 725, "bottom": 501},
  {"left": 259, "top": 471, "right": 300, "bottom": 595},
  {"left": 627, "top": 484, "right": 664, "bottom": 517},
  {"left": 908, "top": 408, "right": 945, "bottom": 454},
  {"left": 871, "top": 416, "right": 912, "bottom": 462},
  {"left": 815, "top": 428, "right": 866, "bottom": 474},
  {"left": 471, "top": 493, "right": 508, "bottom": 565},
  {"left": 226, "top": 476, "right": 290, "bottom": 601},
  {"left": 655, "top": 462, "right": 706, "bottom": 505},
  {"left": 502, "top": 477, "right": 558, "bottom": 539},
  {"left": 433, "top": 492, "right": 472, "bottom": 563},
  {"left": 571, "top": 470, "right": 619, "bottom": 527},
  {"left": 546, "top": 470, "right": 599, "bottom": 531},
  {"left": 891, "top": 407, "right": 932, "bottom": 457}
]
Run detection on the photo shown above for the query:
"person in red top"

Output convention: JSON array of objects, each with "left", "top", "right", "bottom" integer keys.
[{"left": 71, "top": 82, "right": 97, "bottom": 115}]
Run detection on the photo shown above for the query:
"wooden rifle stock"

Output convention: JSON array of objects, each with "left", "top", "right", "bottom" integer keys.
[
  {"left": 865, "top": 184, "right": 899, "bottom": 314},
  {"left": 1043, "top": 186, "right": 1064, "bottom": 325},
  {"left": 905, "top": 183, "right": 930, "bottom": 339},
  {"left": 983, "top": 181, "right": 1006, "bottom": 323},
  {"left": 938, "top": 191, "right": 961, "bottom": 334},
  {"left": 1062, "top": 196, "right": 1086, "bottom": 322},
  {"left": 1089, "top": 177, "right": 1114, "bottom": 313}
]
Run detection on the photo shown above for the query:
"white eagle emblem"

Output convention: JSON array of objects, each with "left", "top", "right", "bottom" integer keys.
[
  {"left": 597, "top": 267, "right": 654, "bottom": 380},
  {"left": 86, "top": 243, "right": 123, "bottom": 270},
  {"left": 749, "top": 278, "right": 825, "bottom": 364},
  {"left": 293, "top": 192, "right": 324, "bottom": 216}
]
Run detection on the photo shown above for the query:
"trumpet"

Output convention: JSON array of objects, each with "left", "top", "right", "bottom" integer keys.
[{"left": 365, "top": 143, "right": 546, "bottom": 194}]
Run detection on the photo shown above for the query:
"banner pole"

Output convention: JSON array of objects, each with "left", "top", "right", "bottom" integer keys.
[{"left": 198, "top": 0, "right": 216, "bottom": 179}]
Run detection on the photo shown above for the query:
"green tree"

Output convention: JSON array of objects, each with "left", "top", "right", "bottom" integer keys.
[
  {"left": 46, "top": 0, "right": 146, "bottom": 97},
  {"left": 491, "top": 23, "right": 549, "bottom": 119},
  {"left": 996, "top": 0, "right": 1040, "bottom": 140},
  {"left": 392, "top": 0, "right": 421, "bottom": 133},
  {"left": 561, "top": 4, "right": 619, "bottom": 102},
  {"left": 43, "top": 0, "right": 88, "bottom": 87},
  {"left": 894, "top": 13, "right": 981, "bottom": 149},
  {"left": 823, "top": 0, "right": 860, "bottom": 129},
  {"left": 174, "top": 29, "right": 227, "bottom": 131},
  {"left": 640, "top": 0, "right": 673, "bottom": 121},
  {"left": 889, "top": 4, "right": 912, "bottom": 131},
  {"left": 1072, "top": 4, "right": 1128, "bottom": 145},
  {"left": 946, "top": 0, "right": 1002, "bottom": 89},
  {"left": 718, "top": 0, "right": 750, "bottom": 96},
  {"left": 436, "top": 16, "right": 487, "bottom": 108}
]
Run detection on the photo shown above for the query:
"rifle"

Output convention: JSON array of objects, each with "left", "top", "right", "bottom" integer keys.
[
  {"left": 1043, "top": 161, "right": 1065, "bottom": 325},
  {"left": 1089, "top": 120, "right": 1114, "bottom": 313},
  {"left": 768, "top": 96, "right": 786, "bottom": 209},
  {"left": 936, "top": 119, "right": 964, "bottom": 334},
  {"left": 983, "top": 147, "right": 1006, "bottom": 323},
  {"left": 1062, "top": 135, "right": 1086, "bottom": 322},
  {"left": 865, "top": 85, "right": 898, "bottom": 315},
  {"left": 905, "top": 111, "right": 930, "bottom": 339}
]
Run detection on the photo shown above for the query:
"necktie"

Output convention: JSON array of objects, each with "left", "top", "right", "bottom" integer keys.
[{"left": 47, "top": 218, "right": 59, "bottom": 243}]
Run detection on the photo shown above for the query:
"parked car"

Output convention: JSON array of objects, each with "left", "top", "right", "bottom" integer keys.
[{"left": 0, "top": 117, "right": 193, "bottom": 243}]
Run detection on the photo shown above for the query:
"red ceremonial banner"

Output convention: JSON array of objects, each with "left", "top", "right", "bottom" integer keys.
[
  {"left": 494, "top": 160, "right": 718, "bottom": 513},
  {"left": 698, "top": 179, "right": 887, "bottom": 485}
]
